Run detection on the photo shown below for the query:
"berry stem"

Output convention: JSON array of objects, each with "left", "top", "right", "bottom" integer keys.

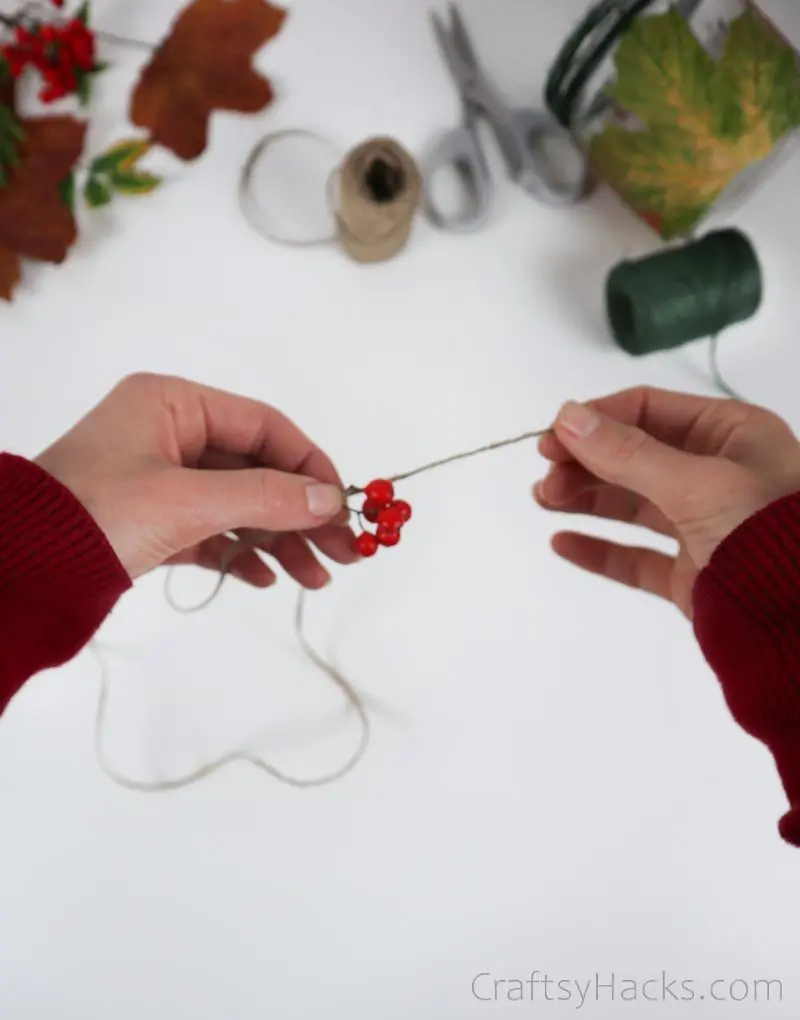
[
  {"left": 344, "top": 427, "right": 552, "bottom": 495},
  {"left": 0, "top": 7, "right": 153, "bottom": 49}
]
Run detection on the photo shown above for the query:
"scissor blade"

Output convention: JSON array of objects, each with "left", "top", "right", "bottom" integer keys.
[
  {"left": 447, "top": 4, "right": 480, "bottom": 74},
  {"left": 430, "top": 9, "right": 467, "bottom": 87}
]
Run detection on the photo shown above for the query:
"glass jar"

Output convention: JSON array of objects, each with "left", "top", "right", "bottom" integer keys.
[{"left": 545, "top": 0, "right": 800, "bottom": 239}]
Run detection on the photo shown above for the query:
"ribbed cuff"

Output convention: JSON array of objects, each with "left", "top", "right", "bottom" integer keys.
[
  {"left": 0, "top": 453, "right": 131, "bottom": 708},
  {"left": 0, "top": 454, "right": 129, "bottom": 593},
  {"left": 696, "top": 492, "right": 800, "bottom": 629},
  {"left": 693, "top": 491, "right": 800, "bottom": 847}
]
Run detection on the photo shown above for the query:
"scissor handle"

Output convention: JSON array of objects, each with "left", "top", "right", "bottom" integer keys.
[
  {"left": 509, "top": 108, "right": 589, "bottom": 206},
  {"left": 422, "top": 123, "right": 493, "bottom": 233}
]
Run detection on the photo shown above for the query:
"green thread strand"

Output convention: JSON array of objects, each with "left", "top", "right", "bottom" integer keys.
[{"left": 604, "top": 229, "right": 763, "bottom": 356}]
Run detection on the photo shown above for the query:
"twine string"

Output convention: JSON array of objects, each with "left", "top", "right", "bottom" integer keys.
[
  {"left": 92, "top": 424, "right": 554, "bottom": 793},
  {"left": 346, "top": 427, "right": 552, "bottom": 495},
  {"left": 239, "top": 129, "right": 423, "bottom": 262},
  {"left": 92, "top": 580, "right": 370, "bottom": 793}
]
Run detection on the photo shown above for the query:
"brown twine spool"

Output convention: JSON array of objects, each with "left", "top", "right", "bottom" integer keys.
[
  {"left": 239, "top": 130, "right": 422, "bottom": 263},
  {"left": 333, "top": 136, "right": 421, "bottom": 263}
]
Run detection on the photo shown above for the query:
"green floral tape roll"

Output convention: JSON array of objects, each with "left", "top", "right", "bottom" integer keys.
[{"left": 605, "top": 228, "right": 763, "bottom": 355}]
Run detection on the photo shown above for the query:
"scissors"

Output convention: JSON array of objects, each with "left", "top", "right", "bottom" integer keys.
[{"left": 424, "top": 3, "right": 589, "bottom": 232}]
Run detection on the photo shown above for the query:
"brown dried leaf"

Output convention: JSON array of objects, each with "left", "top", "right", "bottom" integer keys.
[
  {"left": 130, "top": 0, "right": 287, "bottom": 161},
  {"left": 0, "top": 116, "right": 86, "bottom": 301}
]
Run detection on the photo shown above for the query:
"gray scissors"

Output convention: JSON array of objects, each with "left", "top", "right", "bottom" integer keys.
[{"left": 424, "top": 3, "right": 589, "bottom": 232}]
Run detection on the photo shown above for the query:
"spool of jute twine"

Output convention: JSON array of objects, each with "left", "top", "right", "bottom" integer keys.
[{"left": 239, "top": 130, "right": 422, "bottom": 263}]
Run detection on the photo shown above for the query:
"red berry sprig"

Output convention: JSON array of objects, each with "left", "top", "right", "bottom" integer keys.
[
  {"left": 354, "top": 479, "right": 412, "bottom": 558},
  {"left": 1, "top": 8, "right": 97, "bottom": 105}
]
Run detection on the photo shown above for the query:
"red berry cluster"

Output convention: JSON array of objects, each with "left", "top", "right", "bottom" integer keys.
[
  {"left": 354, "top": 479, "right": 412, "bottom": 558},
  {"left": 1, "top": 12, "right": 96, "bottom": 104}
]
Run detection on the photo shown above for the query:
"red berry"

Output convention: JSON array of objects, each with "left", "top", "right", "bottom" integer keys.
[
  {"left": 39, "top": 83, "right": 66, "bottom": 102},
  {"left": 377, "top": 505, "right": 404, "bottom": 530},
  {"left": 365, "top": 479, "right": 394, "bottom": 504},
  {"left": 74, "top": 49, "right": 94, "bottom": 72},
  {"left": 362, "top": 499, "right": 383, "bottom": 524},
  {"left": 67, "top": 27, "right": 95, "bottom": 69},
  {"left": 4, "top": 47, "right": 27, "bottom": 77},
  {"left": 376, "top": 525, "right": 401, "bottom": 547},
  {"left": 393, "top": 500, "right": 412, "bottom": 523},
  {"left": 355, "top": 532, "right": 379, "bottom": 558}
]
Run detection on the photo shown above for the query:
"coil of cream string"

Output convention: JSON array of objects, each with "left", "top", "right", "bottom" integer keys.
[{"left": 238, "top": 129, "right": 423, "bottom": 262}]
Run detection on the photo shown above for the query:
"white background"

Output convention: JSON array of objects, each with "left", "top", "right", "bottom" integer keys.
[{"left": 1, "top": 0, "right": 800, "bottom": 1017}]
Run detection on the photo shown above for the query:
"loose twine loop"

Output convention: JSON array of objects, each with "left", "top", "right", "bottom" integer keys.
[
  {"left": 239, "top": 129, "right": 422, "bottom": 263},
  {"left": 93, "top": 574, "right": 371, "bottom": 793},
  {"left": 92, "top": 427, "right": 552, "bottom": 794}
]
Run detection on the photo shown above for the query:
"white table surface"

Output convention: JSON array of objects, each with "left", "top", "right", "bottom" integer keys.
[{"left": 2, "top": 1, "right": 800, "bottom": 1017}]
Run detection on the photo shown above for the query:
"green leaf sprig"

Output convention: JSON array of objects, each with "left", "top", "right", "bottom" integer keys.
[{"left": 83, "top": 137, "right": 161, "bottom": 208}]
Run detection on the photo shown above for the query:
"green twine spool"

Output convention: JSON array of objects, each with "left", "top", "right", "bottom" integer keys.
[{"left": 604, "top": 229, "right": 763, "bottom": 356}]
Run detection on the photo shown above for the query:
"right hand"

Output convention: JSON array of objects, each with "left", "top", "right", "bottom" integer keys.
[{"left": 534, "top": 387, "right": 800, "bottom": 618}]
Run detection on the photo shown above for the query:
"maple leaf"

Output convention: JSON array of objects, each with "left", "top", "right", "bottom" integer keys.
[
  {"left": 588, "top": 5, "right": 800, "bottom": 239},
  {"left": 0, "top": 116, "right": 86, "bottom": 301},
  {"left": 130, "top": 0, "right": 287, "bottom": 161}
]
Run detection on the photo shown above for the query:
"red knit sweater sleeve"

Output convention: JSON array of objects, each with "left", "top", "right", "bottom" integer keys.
[
  {"left": 693, "top": 491, "right": 800, "bottom": 848},
  {"left": 0, "top": 453, "right": 131, "bottom": 714}
]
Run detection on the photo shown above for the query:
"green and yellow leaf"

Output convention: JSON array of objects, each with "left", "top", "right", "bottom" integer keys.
[
  {"left": 109, "top": 168, "right": 161, "bottom": 194},
  {"left": 589, "top": 4, "right": 800, "bottom": 239},
  {"left": 90, "top": 137, "right": 150, "bottom": 174}
]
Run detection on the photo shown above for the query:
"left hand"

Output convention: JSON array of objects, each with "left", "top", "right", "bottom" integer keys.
[{"left": 35, "top": 373, "right": 359, "bottom": 585}]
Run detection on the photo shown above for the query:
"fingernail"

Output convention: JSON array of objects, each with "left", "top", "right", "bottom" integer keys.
[
  {"left": 306, "top": 483, "right": 343, "bottom": 517},
  {"left": 534, "top": 476, "right": 566, "bottom": 507},
  {"left": 559, "top": 401, "right": 600, "bottom": 438}
]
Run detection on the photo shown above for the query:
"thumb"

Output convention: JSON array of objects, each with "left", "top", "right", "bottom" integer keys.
[
  {"left": 175, "top": 467, "right": 345, "bottom": 545},
  {"left": 553, "top": 400, "right": 700, "bottom": 509}
]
